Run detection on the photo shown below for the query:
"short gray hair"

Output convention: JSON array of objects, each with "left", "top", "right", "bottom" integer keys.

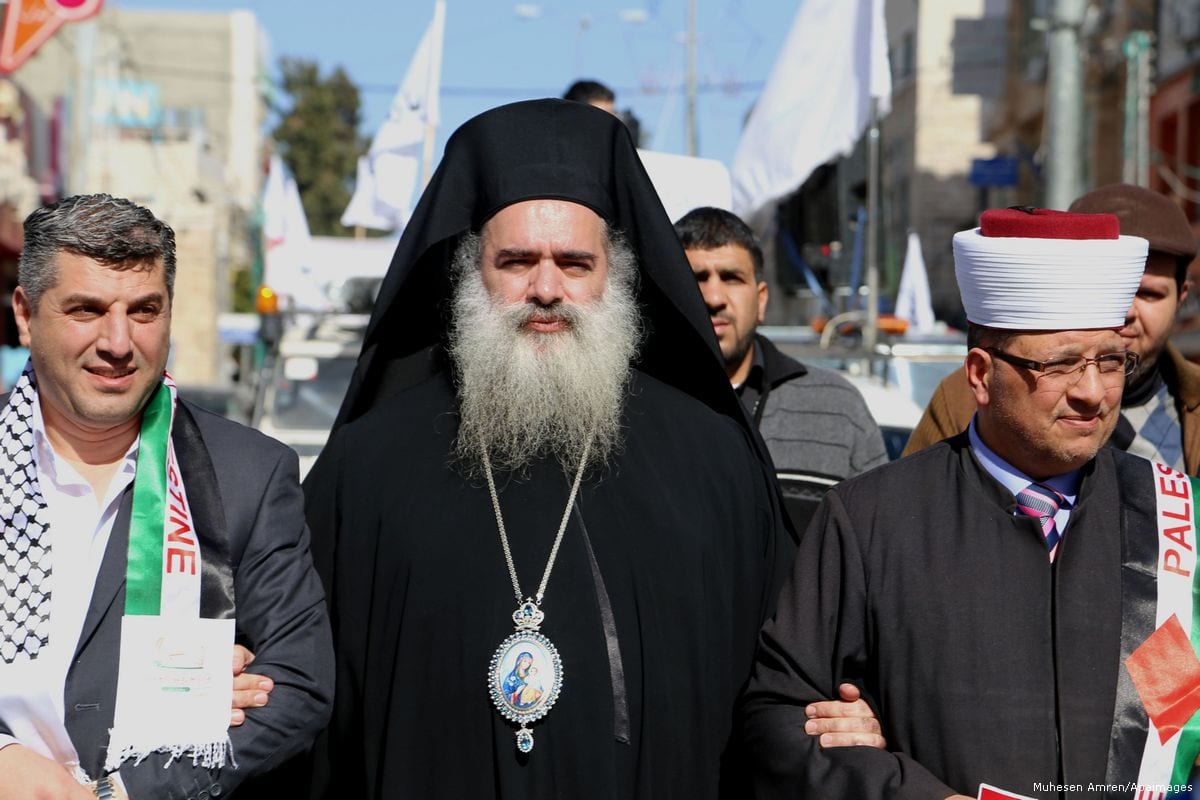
[{"left": 19, "top": 193, "right": 177, "bottom": 308}]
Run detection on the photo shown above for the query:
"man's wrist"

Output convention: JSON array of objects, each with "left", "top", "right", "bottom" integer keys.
[
  {"left": 90, "top": 775, "right": 128, "bottom": 800},
  {"left": 90, "top": 776, "right": 115, "bottom": 799}
]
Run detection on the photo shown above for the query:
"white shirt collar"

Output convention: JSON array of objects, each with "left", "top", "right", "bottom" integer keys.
[
  {"left": 29, "top": 390, "right": 139, "bottom": 501},
  {"left": 968, "top": 415, "right": 1081, "bottom": 504}
]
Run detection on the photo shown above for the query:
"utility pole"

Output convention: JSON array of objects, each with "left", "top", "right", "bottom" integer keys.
[
  {"left": 69, "top": 20, "right": 97, "bottom": 194},
  {"left": 1045, "top": 0, "right": 1087, "bottom": 209},
  {"left": 863, "top": 100, "right": 880, "bottom": 352},
  {"left": 685, "top": 0, "right": 697, "bottom": 156},
  {"left": 1122, "top": 30, "right": 1153, "bottom": 188}
]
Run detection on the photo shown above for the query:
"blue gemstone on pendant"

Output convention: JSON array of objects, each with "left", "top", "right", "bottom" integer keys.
[{"left": 516, "top": 728, "right": 534, "bottom": 753}]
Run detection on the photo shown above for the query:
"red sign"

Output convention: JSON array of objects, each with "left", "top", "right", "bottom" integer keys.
[
  {"left": 1126, "top": 613, "right": 1200, "bottom": 744},
  {"left": 978, "top": 786, "right": 1037, "bottom": 800},
  {"left": 0, "top": 0, "right": 104, "bottom": 73}
]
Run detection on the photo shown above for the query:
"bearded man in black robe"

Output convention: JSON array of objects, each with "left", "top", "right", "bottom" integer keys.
[
  {"left": 743, "top": 208, "right": 1200, "bottom": 799},
  {"left": 301, "top": 99, "right": 796, "bottom": 799}
]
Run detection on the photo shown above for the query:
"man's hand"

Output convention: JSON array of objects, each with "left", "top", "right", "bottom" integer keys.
[
  {"left": 0, "top": 744, "right": 93, "bottom": 800},
  {"left": 231, "top": 644, "right": 274, "bottom": 727},
  {"left": 803, "top": 682, "right": 887, "bottom": 749}
]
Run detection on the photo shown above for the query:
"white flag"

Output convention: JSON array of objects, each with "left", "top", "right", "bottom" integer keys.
[
  {"left": 341, "top": 156, "right": 396, "bottom": 231},
  {"left": 261, "top": 153, "right": 289, "bottom": 253},
  {"left": 636, "top": 149, "right": 732, "bottom": 224},
  {"left": 731, "top": 0, "right": 891, "bottom": 218},
  {"left": 341, "top": 0, "right": 445, "bottom": 231},
  {"left": 263, "top": 155, "right": 327, "bottom": 310},
  {"left": 895, "top": 231, "right": 936, "bottom": 333}
]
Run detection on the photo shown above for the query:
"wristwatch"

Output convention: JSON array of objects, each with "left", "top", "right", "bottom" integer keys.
[{"left": 92, "top": 776, "right": 116, "bottom": 799}]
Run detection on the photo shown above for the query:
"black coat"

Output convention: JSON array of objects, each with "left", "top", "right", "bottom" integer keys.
[
  {"left": 304, "top": 368, "right": 789, "bottom": 799},
  {"left": 302, "top": 98, "right": 792, "bottom": 799},
  {"left": 742, "top": 434, "right": 1172, "bottom": 799}
]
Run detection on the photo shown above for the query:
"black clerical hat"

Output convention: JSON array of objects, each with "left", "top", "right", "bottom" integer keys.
[{"left": 331, "top": 99, "right": 748, "bottom": 451}]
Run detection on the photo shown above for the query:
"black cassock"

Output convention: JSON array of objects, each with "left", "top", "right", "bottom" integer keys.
[
  {"left": 742, "top": 433, "right": 1184, "bottom": 800},
  {"left": 293, "top": 99, "right": 793, "bottom": 799},
  {"left": 304, "top": 367, "right": 786, "bottom": 799}
]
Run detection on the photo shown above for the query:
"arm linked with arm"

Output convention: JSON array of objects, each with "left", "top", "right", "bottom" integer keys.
[
  {"left": 120, "top": 445, "right": 334, "bottom": 799},
  {"left": 301, "top": 428, "right": 370, "bottom": 800},
  {"left": 738, "top": 491, "right": 959, "bottom": 800}
]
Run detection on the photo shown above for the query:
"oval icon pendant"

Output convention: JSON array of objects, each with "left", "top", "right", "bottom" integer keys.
[{"left": 488, "top": 629, "right": 563, "bottom": 754}]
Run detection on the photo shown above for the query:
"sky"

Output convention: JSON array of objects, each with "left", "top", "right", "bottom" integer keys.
[{"left": 112, "top": 0, "right": 798, "bottom": 169}]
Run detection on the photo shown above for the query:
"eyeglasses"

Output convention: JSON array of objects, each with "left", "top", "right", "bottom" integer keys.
[{"left": 987, "top": 348, "right": 1139, "bottom": 383}]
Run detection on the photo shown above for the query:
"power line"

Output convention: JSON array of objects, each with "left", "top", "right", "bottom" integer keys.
[
  {"left": 100, "top": 60, "right": 765, "bottom": 98},
  {"left": 363, "top": 80, "right": 765, "bottom": 97}
]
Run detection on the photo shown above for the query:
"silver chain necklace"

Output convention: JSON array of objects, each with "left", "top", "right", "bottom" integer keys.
[{"left": 483, "top": 437, "right": 592, "bottom": 755}]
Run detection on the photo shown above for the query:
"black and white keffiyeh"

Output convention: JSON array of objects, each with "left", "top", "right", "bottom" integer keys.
[{"left": 0, "top": 365, "right": 51, "bottom": 664}]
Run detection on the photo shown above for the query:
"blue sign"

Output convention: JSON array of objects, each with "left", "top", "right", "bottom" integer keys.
[
  {"left": 92, "top": 79, "right": 163, "bottom": 129},
  {"left": 969, "top": 157, "right": 1019, "bottom": 187}
]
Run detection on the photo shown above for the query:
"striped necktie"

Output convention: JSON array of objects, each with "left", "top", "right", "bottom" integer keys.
[{"left": 1015, "top": 483, "right": 1067, "bottom": 561}]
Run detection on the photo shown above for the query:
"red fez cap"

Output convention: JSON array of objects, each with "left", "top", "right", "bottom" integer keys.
[{"left": 980, "top": 207, "right": 1120, "bottom": 240}]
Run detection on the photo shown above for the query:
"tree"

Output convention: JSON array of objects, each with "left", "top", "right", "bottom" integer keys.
[{"left": 271, "top": 58, "right": 366, "bottom": 235}]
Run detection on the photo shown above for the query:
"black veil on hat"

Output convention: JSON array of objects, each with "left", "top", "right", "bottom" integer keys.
[{"left": 332, "top": 98, "right": 747, "bottom": 442}]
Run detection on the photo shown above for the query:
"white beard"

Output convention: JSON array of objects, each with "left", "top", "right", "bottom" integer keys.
[{"left": 447, "top": 232, "right": 642, "bottom": 476}]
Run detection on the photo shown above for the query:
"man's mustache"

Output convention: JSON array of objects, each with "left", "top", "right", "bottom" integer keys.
[{"left": 505, "top": 302, "right": 586, "bottom": 330}]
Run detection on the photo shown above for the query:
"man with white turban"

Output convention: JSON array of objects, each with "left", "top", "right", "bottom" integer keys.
[{"left": 742, "top": 208, "right": 1199, "bottom": 799}]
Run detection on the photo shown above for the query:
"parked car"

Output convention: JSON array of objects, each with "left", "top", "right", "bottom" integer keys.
[
  {"left": 761, "top": 326, "right": 967, "bottom": 459},
  {"left": 254, "top": 315, "right": 365, "bottom": 478}
]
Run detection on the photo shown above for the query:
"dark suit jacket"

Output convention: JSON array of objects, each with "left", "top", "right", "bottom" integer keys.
[{"left": 2, "top": 400, "right": 334, "bottom": 799}]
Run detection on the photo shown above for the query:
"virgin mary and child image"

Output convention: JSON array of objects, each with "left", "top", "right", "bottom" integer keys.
[{"left": 502, "top": 651, "right": 545, "bottom": 709}]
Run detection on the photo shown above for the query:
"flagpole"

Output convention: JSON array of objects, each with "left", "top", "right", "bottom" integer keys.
[
  {"left": 422, "top": 122, "right": 436, "bottom": 190},
  {"left": 685, "top": 0, "right": 698, "bottom": 156},
  {"left": 864, "top": 98, "right": 880, "bottom": 352},
  {"left": 422, "top": 0, "right": 446, "bottom": 190}
]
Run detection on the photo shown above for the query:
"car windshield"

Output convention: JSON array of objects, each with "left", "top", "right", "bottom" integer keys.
[
  {"left": 885, "top": 358, "right": 963, "bottom": 409},
  {"left": 268, "top": 355, "right": 357, "bottom": 431}
]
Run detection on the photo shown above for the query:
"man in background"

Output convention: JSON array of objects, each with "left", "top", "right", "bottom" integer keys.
[
  {"left": 563, "top": 79, "right": 616, "bottom": 114},
  {"left": 676, "top": 207, "right": 887, "bottom": 483}
]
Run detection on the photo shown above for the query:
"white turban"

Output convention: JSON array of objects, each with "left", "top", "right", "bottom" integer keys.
[{"left": 954, "top": 208, "right": 1147, "bottom": 330}]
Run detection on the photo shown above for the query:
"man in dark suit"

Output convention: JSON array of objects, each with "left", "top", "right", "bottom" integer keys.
[{"left": 0, "top": 194, "right": 333, "bottom": 799}]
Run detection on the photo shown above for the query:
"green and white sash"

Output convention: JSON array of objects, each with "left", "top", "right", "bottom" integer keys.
[{"left": 104, "top": 376, "right": 235, "bottom": 771}]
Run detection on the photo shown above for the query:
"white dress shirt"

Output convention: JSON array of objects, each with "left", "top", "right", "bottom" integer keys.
[{"left": 0, "top": 392, "right": 137, "bottom": 783}]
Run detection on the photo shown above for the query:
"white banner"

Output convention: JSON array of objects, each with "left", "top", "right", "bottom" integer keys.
[
  {"left": 731, "top": 0, "right": 891, "bottom": 219},
  {"left": 342, "top": 0, "right": 445, "bottom": 232}
]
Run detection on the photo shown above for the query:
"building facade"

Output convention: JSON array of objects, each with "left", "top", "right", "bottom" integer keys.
[
  {"left": 881, "top": 0, "right": 1009, "bottom": 324},
  {"left": 12, "top": 8, "right": 270, "bottom": 385},
  {"left": 1150, "top": 0, "right": 1200, "bottom": 237}
]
